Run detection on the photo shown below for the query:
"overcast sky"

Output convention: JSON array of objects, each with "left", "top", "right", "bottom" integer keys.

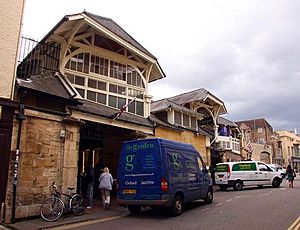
[{"left": 22, "top": 0, "right": 300, "bottom": 133}]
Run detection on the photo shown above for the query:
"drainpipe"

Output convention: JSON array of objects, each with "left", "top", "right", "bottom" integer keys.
[{"left": 11, "top": 93, "right": 26, "bottom": 223}]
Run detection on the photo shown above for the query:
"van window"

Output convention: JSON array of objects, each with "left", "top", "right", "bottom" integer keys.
[
  {"left": 258, "top": 163, "right": 271, "bottom": 171},
  {"left": 232, "top": 163, "right": 256, "bottom": 171},
  {"left": 184, "top": 154, "right": 197, "bottom": 171},
  {"left": 215, "top": 164, "right": 228, "bottom": 172}
]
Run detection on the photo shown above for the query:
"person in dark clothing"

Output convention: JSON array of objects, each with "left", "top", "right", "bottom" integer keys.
[
  {"left": 209, "top": 165, "right": 216, "bottom": 185},
  {"left": 86, "top": 164, "right": 94, "bottom": 208},
  {"left": 286, "top": 164, "right": 296, "bottom": 188}
]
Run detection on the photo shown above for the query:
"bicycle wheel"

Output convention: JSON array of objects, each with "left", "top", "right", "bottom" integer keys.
[
  {"left": 70, "top": 194, "right": 85, "bottom": 216},
  {"left": 40, "top": 197, "right": 64, "bottom": 221}
]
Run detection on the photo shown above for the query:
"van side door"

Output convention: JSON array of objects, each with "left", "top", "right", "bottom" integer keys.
[
  {"left": 183, "top": 153, "right": 201, "bottom": 201},
  {"left": 166, "top": 151, "right": 185, "bottom": 199},
  {"left": 257, "top": 162, "right": 273, "bottom": 185}
]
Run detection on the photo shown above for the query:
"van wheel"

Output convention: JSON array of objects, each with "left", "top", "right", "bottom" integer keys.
[
  {"left": 204, "top": 188, "right": 213, "bottom": 204},
  {"left": 272, "top": 178, "right": 281, "bottom": 188},
  {"left": 170, "top": 196, "right": 183, "bottom": 216},
  {"left": 233, "top": 181, "right": 243, "bottom": 191},
  {"left": 128, "top": 205, "right": 141, "bottom": 215}
]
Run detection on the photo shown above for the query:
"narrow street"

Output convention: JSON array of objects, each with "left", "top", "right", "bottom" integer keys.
[{"left": 60, "top": 178, "right": 300, "bottom": 230}]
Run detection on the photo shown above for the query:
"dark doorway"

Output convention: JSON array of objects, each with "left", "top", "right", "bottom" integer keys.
[
  {"left": 0, "top": 104, "right": 15, "bottom": 208},
  {"left": 78, "top": 121, "right": 144, "bottom": 202}
]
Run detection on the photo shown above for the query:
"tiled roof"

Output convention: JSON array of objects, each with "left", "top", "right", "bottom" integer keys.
[
  {"left": 151, "top": 98, "right": 204, "bottom": 117},
  {"left": 16, "top": 73, "right": 73, "bottom": 100},
  {"left": 71, "top": 99, "right": 154, "bottom": 128},
  {"left": 167, "top": 88, "right": 209, "bottom": 105},
  {"left": 218, "top": 116, "right": 237, "bottom": 127}
]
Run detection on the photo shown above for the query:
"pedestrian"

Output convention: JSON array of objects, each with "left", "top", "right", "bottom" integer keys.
[
  {"left": 286, "top": 164, "right": 296, "bottom": 188},
  {"left": 86, "top": 163, "right": 94, "bottom": 208},
  {"left": 99, "top": 167, "right": 114, "bottom": 209}
]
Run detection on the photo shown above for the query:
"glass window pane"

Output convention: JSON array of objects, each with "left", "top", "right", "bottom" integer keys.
[
  {"left": 66, "top": 74, "right": 74, "bottom": 83},
  {"left": 191, "top": 117, "right": 196, "bottom": 128},
  {"left": 75, "top": 76, "right": 84, "bottom": 86},
  {"left": 75, "top": 88, "right": 84, "bottom": 98},
  {"left": 109, "top": 84, "right": 117, "bottom": 93},
  {"left": 128, "top": 101, "right": 135, "bottom": 113},
  {"left": 118, "top": 97, "right": 126, "bottom": 109},
  {"left": 174, "top": 111, "right": 182, "bottom": 124},
  {"left": 136, "top": 101, "right": 144, "bottom": 116},
  {"left": 118, "top": 86, "right": 126, "bottom": 95},
  {"left": 98, "top": 81, "right": 106, "bottom": 91},
  {"left": 87, "top": 91, "right": 96, "bottom": 101},
  {"left": 183, "top": 114, "right": 189, "bottom": 126},
  {"left": 88, "top": 79, "right": 97, "bottom": 88},
  {"left": 97, "top": 93, "right": 106, "bottom": 104},
  {"left": 108, "top": 95, "right": 117, "bottom": 108}
]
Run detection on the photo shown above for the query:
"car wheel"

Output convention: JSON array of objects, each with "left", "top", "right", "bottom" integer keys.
[
  {"left": 219, "top": 185, "right": 228, "bottom": 191},
  {"left": 170, "top": 195, "right": 183, "bottom": 216},
  {"left": 233, "top": 181, "right": 243, "bottom": 191},
  {"left": 272, "top": 178, "right": 281, "bottom": 188},
  {"left": 204, "top": 187, "right": 213, "bottom": 204},
  {"left": 128, "top": 205, "right": 141, "bottom": 215}
]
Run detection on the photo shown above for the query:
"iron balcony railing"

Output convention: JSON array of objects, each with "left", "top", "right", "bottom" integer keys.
[{"left": 17, "top": 36, "right": 60, "bottom": 79}]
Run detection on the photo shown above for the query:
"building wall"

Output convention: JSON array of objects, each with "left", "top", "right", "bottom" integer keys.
[
  {"left": 250, "top": 143, "right": 271, "bottom": 163},
  {"left": 154, "top": 127, "right": 210, "bottom": 164},
  {"left": 277, "top": 130, "right": 300, "bottom": 166},
  {"left": 5, "top": 110, "right": 80, "bottom": 221},
  {"left": 0, "top": 0, "right": 25, "bottom": 99}
]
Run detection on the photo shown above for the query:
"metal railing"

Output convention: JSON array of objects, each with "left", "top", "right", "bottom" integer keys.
[{"left": 17, "top": 36, "right": 60, "bottom": 79}]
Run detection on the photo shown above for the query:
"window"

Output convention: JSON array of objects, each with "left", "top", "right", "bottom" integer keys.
[
  {"left": 183, "top": 114, "right": 189, "bottom": 127},
  {"left": 191, "top": 117, "right": 197, "bottom": 128},
  {"left": 174, "top": 111, "right": 182, "bottom": 124},
  {"left": 65, "top": 52, "right": 146, "bottom": 116},
  {"left": 232, "top": 163, "right": 257, "bottom": 171},
  {"left": 257, "top": 127, "right": 263, "bottom": 133}
]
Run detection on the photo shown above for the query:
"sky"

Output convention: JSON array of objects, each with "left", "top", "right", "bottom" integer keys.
[{"left": 22, "top": 0, "right": 300, "bottom": 133}]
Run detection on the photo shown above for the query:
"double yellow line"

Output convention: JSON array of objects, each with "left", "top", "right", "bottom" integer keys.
[{"left": 288, "top": 216, "right": 300, "bottom": 230}]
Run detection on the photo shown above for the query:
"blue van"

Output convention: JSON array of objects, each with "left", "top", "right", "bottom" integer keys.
[{"left": 117, "top": 138, "right": 213, "bottom": 216}]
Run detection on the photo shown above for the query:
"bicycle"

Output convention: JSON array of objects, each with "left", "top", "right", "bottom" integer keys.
[{"left": 40, "top": 181, "right": 85, "bottom": 222}]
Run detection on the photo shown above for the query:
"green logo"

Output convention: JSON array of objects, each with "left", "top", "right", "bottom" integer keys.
[
  {"left": 125, "top": 154, "right": 135, "bottom": 171},
  {"left": 172, "top": 153, "right": 180, "bottom": 170}
]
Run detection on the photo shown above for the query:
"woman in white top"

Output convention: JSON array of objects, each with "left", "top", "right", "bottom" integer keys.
[{"left": 99, "top": 167, "right": 114, "bottom": 209}]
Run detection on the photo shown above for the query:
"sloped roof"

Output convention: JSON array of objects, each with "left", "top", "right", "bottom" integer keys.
[
  {"left": 16, "top": 72, "right": 74, "bottom": 100},
  {"left": 218, "top": 116, "right": 237, "bottom": 127},
  {"left": 151, "top": 98, "right": 205, "bottom": 117},
  {"left": 168, "top": 88, "right": 209, "bottom": 104}
]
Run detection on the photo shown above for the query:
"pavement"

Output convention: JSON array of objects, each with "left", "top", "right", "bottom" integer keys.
[{"left": 0, "top": 199, "right": 129, "bottom": 230}]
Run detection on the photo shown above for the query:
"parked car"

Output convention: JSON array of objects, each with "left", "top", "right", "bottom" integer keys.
[
  {"left": 117, "top": 138, "right": 213, "bottom": 216},
  {"left": 214, "top": 161, "right": 283, "bottom": 191},
  {"left": 267, "top": 164, "right": 286, "bottom": 178}
]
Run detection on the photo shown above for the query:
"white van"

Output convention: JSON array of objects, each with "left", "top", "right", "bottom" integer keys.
[{"left": 214, "top": 161, "right": 283, "bottom": 191}]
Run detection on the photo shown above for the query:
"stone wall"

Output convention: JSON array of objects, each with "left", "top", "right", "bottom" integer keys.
[
  {"left": 5, "top": 109, "right": 80, "bottom": 222},
  {"left": 154, "top": 127, "right": 210, "bottom": 164}
]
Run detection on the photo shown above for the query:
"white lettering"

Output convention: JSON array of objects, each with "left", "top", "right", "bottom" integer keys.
[{"left": 125, "top": 181, "right": 137, "bottom": 185}]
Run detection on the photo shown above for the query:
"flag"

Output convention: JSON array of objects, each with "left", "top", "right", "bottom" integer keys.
[
  {"left": 110, "top": 97, "right": 136, "bottom": 120},
  {"left": 245, "top": 141, "right": 254, "bottom": 153}
]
